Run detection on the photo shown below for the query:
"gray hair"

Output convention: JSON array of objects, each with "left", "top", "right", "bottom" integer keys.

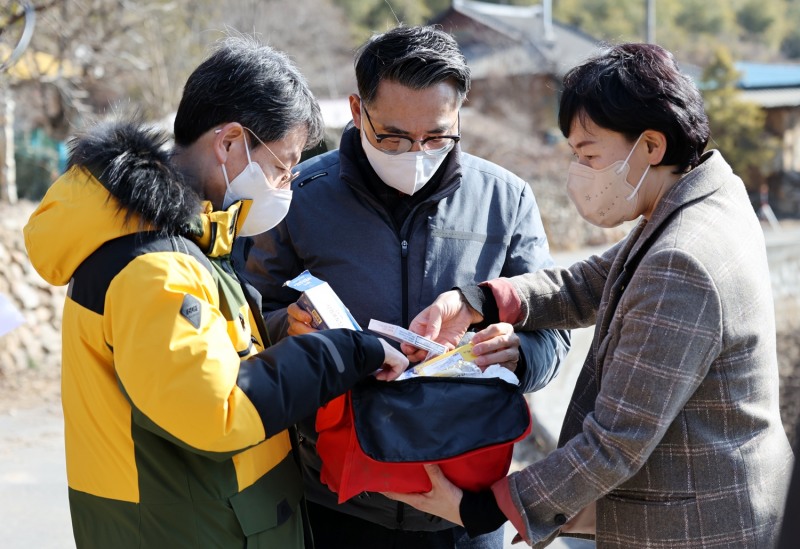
[{"left": 174, "top": 34, "right": 323, "bottom": 150}]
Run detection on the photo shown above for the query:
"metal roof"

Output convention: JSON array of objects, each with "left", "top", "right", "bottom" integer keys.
[
  {"left": 727, "top": 62, "right": 800, "bottom": 108},
  {"left": 736, "top": 62, "right": 800, "bottom": 89},
  {"left": 434, "top": 0, "right": 600, "bottom": 79},
  {"left": 436, "top": 2, "right": 800, "bottom": 111}
]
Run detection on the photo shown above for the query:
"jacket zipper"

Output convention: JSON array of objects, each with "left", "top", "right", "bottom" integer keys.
[
  {"left": 400, "top": 239, "right": 409, "bottom": 327},
  {"left": 297, "top": 172, "right": 327, "bottom": 188},
  {"left": 392, "top": 236, "right": 410, "bottom": 529}
]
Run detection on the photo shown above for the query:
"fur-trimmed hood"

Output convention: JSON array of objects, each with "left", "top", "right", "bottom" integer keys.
[
  {"left": 69, "top": 120, "right": 201, "bottom": 234},
  {"left": 23, "top": 120, "right": 207, "bottom": 286}
]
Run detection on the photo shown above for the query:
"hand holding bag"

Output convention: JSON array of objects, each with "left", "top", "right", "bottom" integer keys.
[{"left": 316, "top": 375, "right": 532, "bottom": 503}]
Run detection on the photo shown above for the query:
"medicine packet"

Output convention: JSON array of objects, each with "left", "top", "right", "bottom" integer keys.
[
  {"left": 367, "top": 319, "right": 447, "bottom": 357},
  {"left": 284, "top": 271, "right": 361, "bottom": 330}
]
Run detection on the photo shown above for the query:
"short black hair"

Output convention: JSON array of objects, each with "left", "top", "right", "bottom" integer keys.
[
  {"left": 173, "top": 34, "right": 323, "bottom": 150},
  {"left": 558, "top": 43, "right": 709, "bottom": 173},
  {"left": 354, "top": 25, "right": 470, "bottom": 106}
]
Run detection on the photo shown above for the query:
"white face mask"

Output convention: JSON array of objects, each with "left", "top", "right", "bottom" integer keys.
[
  {"left": 565, "top": 133, "right": 650, "bottom": 228},
  {"left": 221, "top": 134, "right": 293, "bottom": 237},
  {"left": 360, "top": 127, "right": 448, "bottom": 196}
]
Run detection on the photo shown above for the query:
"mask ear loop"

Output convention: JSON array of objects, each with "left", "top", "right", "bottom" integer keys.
[
  {"left": 622, "top": 133, "right": 648, "bottom": 200},
  {"left": 615, "top": 132, "right": 646, "bottom": 175},
  {"left": 626, "top": 164, "right": 650, "bottom": 201},
  {"left": 221, "top": 164, "right": 231, "bottom": 189},
  {"left": 215, "top": 128, "right": 234, "bottom": 191},
  {"left": 216, "top": 128, "right": 254, "bottom": 191}
]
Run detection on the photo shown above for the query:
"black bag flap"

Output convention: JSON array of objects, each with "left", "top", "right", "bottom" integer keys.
[{"left": 351, "top": 376, "right": 530, "bottom": 462}]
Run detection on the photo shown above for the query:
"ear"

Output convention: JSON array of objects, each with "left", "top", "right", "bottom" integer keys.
[
  {"left": 213, "top": 123, "right": 245, "bottom": 165},
  {"left": 643, "top": 130, "right": 667, "bottom": 165},
  {"left": 349, "top": 94, "right": 363, "bottom": 130}
]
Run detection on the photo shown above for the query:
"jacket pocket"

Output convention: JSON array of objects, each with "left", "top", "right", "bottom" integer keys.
[
  {"left": 229, "top": 454, "right": 303, "bottom": 536},
  {"left": 598, "top": 490, "right": 704, "bottom": 546},
  {"left": 605, "top": 489, "right": 697, "bottom": 505},
  {"left": 426, "top": 229, "right": 507, "bottom": 285}
]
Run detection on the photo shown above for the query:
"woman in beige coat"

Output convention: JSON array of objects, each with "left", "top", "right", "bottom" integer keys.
[{"left": 387, "top": 43, "right": 794, "bottom": 548}]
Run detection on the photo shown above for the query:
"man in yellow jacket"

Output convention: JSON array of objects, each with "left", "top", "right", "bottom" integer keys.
[{"left": 23, "top": 35, "right": 407, "bottom": 548}]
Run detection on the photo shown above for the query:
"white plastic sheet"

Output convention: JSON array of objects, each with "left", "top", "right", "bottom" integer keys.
[{"left": 0, "top": 293, "right": 25, "bottom": 337}]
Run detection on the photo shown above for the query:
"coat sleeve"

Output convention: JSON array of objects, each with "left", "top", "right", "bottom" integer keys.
[
  {"left": 106, "top": 251, "right": 384, "bottom": 460},
  {"left": 237, "top": 329, "right": 384, "bottom": 438},
  {"left": 500, "top": 181, "right": 572, "bottom": 392},
  {"left": 490, "top": 238, "right": 621, "bottom": 331},
  {"left": 497, "top": 247, "right": 723, "bottom": 544}
]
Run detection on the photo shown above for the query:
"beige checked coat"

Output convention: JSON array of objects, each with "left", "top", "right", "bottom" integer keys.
[{"left": 490, "top": 150, "right": 794, "bottom": 547}]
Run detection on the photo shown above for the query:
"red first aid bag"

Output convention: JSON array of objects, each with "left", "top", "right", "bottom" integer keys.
[{"left": 316, "top": 376, "right": 532, "bottom": 503}]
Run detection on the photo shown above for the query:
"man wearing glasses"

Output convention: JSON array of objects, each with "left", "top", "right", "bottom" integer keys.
[{"left": 244, "top": 25, "right": 570, "bottom": 549}]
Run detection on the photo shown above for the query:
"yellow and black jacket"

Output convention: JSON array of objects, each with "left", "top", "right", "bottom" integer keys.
[{"left": 23, "top": 121, "right": 384, "bottom": 548}]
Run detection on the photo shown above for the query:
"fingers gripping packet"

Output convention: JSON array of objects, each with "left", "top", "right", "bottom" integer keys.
[
  {"left": 284, "top": 271, "right": 361, "bottom": 330},
  {"left": 367, "top": 319, "right": 447, "bottom": 357}
]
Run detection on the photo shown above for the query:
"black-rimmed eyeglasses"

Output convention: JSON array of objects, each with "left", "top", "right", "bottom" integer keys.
[{"left": 362, "top": 104, "right": 460, "bottom": 156}]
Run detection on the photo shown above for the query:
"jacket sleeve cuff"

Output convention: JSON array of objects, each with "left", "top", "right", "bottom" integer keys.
[
  {"left": 357, "top": 332, "right": 387, "bottom": 375},
  {"left": 481, "top": 278, "right": 523, "bottom": 325},
  {"left": 456, "top": 284, "right": 498, "bottom": 325},
  {"left": 491, "top": 477, "right": 531, "bottom": 545},
  {"left": 459, "top": 489, "right": 507, "bottom": 538}
]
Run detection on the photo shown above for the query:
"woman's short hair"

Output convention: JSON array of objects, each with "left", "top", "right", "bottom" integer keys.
[{"left": 558, "top": 43, "right": 709, "bottom": 173}]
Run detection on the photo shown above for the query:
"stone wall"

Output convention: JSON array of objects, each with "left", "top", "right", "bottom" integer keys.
[
  {"left": 0, "top": 200, "right": 65, "bottom": 404},
  {"left": 765, "top": 225, "right": 800, "bottom": 447},
  {"left": 767, "top": 228, "right": 800, "bottom": 330}
]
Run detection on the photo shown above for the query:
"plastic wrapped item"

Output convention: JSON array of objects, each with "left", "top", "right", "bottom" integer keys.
[
  {"left": 416, "top": 359, "right": 482, "bottom": 378},
  {"left": 397, "top": 342, "right": 520, "bottom": 385},
  {"left": 0, "top": 293, "right": 24, "bottom": 337},
  {"left": 483, "top": 364, "right": 521, "bottom": 386}
]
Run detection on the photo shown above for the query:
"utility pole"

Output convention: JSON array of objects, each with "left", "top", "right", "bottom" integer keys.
[
  {"left": 543, "top": 0, "right": 554, "bottom": 43},
  {"left": 646, "top": 0, "right": 656, "bottom": 43},
  {"left": 0, "top": 2, "right": 36, "bottom": 205},
  {"left": 0, "top": 88, "right": 18, "bottom": 203}
]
